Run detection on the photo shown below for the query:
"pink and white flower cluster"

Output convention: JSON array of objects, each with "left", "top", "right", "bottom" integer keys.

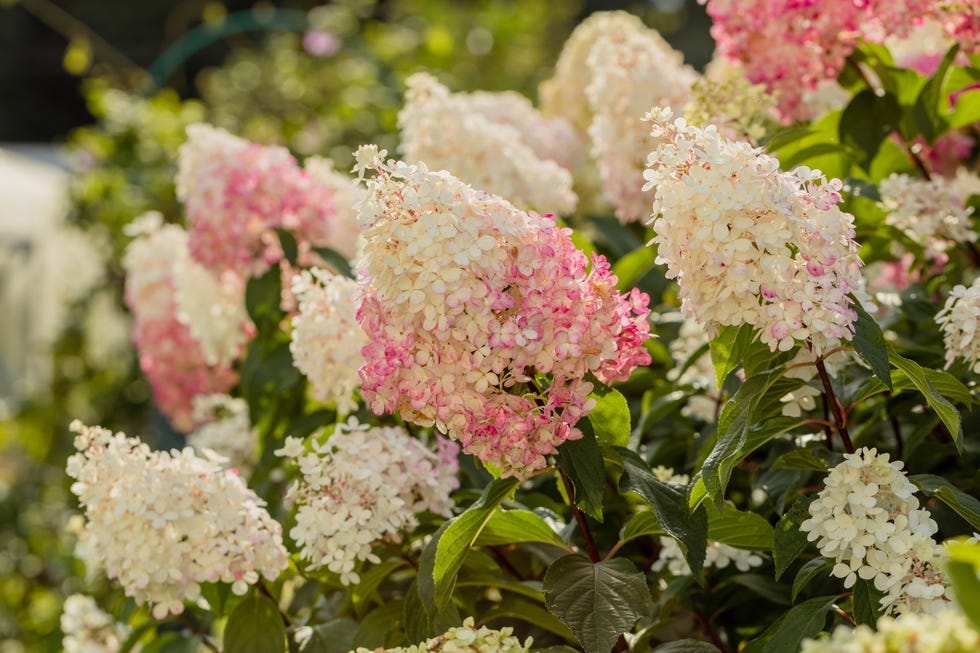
[
  {"left": 643, "top": 108, "right": 864, "bottom": 356},
  {"left": 936, "top": 277, "right": 980, "bottom": 373},
  {"left": 61, "top": 594, "right": 132, "bottom": 653},
  {"left": 276, "top": 417, "right": 459, "bottom": 585},
  {"left": 700, "top": 0, "right": 972, "bottom": 121},
  {"left": 801, "top": 448, "right": 950, "bottom": 615},
  {"left": 353, "top": 146, "right": 651, "bottom": 478},
  {"left": 398, "top": 73, "right": 578, "bottom": 215},
  {"left": 177, "top": 123, "right": 358, "bottom": 277},
  {"left": 289, "top": 268, "right": 367, "bottom": 414},
  {"left": 188, "top": 394, "right": 257, "bottom": 473},
  {"left": 66, "top": 421, "right": 288, "bottom": 619},
  {"left": 122, "top": 217, "right": 239, "bottom": 432}
]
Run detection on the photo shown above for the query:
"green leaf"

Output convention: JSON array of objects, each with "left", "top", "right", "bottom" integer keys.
[
  {"left": 557, "top": 422, "right": 605, "bottom": 521},
  {"left": 651, "top": 641, "right": 721, "bottom": 652},
  {"left": 707, "top": 503, "right": 773, "bottom": 550},
  {"left": 746, "top": 595, "right": 837, "bottom": 653},
  {"left": 709, "top": 324, "right": 753, "bottom": 388},
  {"left": 275, "top": 227, "right": 299, "bottom": 266},
  {"left": 618, "top": 448, "right": 708, "bottom": 583},
  {"left": 245, "top": 264, "right": 285, "bottom": 330},
  {"left": 851, "top": 578, "right": 884, "bottom": 627},
  {"left": 351, "top": 560, "right": 406, "bottom": 611},
  {"left": 839, "top": 90, "right": 901, "bottom": 171},
  {"left": 911, "top": 474, "right": 980, "bottom": 531},
  {"left": 289, "top": 619, "right": 359, "bottom": 653},
  {"left": 771, "top": 450, "right": 828, "bottom": 473},
  {"left": 223, "top": 594, "right": 287, "bottom": 653},
  {"left": 403, "top": 579, "right": 460, "bottom": 643},
  {"left": 731, "top": 574, "right": 791, "bottom": 606},
  {"left": 619, "top": 511, "right": 663, "bottom": 544},
  {"left": 588, "top": 388, "right": 631, "bottom": 448},
  {"left": 312, "top": 246, "right": 354, "bottom": 279},
  {"left": 792, "top": 557, "right": 833, "bottom": 602},
  {"left": 774, "top": 498, "right": 814, "bottom": 581},
  {"left": 853, "top": 366, "right": 972, "bottom": 407},
  {"left": 888, "top": 347, "right": 962, "bottom": 450},
  {"left": 352, "top": 602, "right": 403, "bottom": 649},
  {"left": 612, "top": 246, "right": 658, "bottom": 292},
  {"left": 841, "top": 178, "right": 881, "bottom": 202},
  {"left": 851, "top": 300, "right": 891, "bottom": 389},
  {"left": 476, "top": 509, "right": 571, "bottom": 549},
  {"left": 544, "top": 554, "right": 653, "bottom": 653},
  {"left": 780, "top": 143, "right": 851, "bottom": 170},
  {"left": 418, "top": 477, "right": 520, "bottom": 616},
  {"left": 481, "top": 596, "right": 577, "bottom": 640},
  {"left": 913, "top": 44, "right": 960, "bottom": 143},
  {"left": 947, "top": 541, "right": 980, "bottom": 632}
]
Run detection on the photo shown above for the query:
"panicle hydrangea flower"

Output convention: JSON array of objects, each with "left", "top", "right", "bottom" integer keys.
[
  {"left": 800, "top": 447, "right": 950, "bottom": 615},
  {"left": 644, "top": 109, "right": 864, "bottom": 356},
  {"left": 879, "top": 171, "right": 980, "bottom": 259},
  {"left": 276, "top": 417, "right": 459, "bottom": 585},
  {"left": 684, "top": 59, "right": 778, "bottom": 144},
  {"left": 347, "top": 617, "right": 531, "bottom": 653},
  {"left": 801, "top": 609, "right": 980, "bottom": 653},
  {"left": 188, "top": 394, "right": 256, "bottom": 473},
  {"left": 66, "top": 421, "right": 288, "bottom": 619},
  {"left": 700, "top": 0, "right": 932, "bottom": 121},
  {"left": 122, "top": 217, "right": 238, "bottom": 432},
  {"left": 936, "top": 277, "right": 980, "bottom": 373},
  {"left": 584, "top": 16, "right": 697, "bottom": 223},
  {"left": 61, "top": 594, "right": 132, "bottom": 653},
  {"left": 176, "top": 123, "right": 347, "bottom": 277},
  {"left": 398, "top": 74, "right": 577, "bottom": 214},
  {"left": 289, "top": 268, "right": 367, "bottom": 414},
  {"left": 649, "top": 467, "right": 765, "bottom": 576},
  {"left": 302, "top": 156, "right": 365, "bottom": 260},
  {"left": 353, "top": 146, "right": 652, "bottom": 479}
]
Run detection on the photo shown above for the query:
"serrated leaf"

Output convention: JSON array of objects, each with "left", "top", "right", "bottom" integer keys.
[
  {"left": 651, "top": 640, "right": 721, "bottom": 652},
  {"left": 557, "top": 422, "right": 605, "bottom": 521},
  {"left": 745, "top": 596, "right": 837, "bottom": 653},
  {"left": 851, "top": 301, "right": 891, "bottom": 389},
  {"left": 619, "top": 511, "right": 663, "bottom": 544},
  {"left": 888, "top": 348, "right": 962, "bottom": 450},
  {"left": 911, "top": 474, "right": 980, "bottom": 531},
  {"left": 224, "top": 594, "right": 286, "bottom": 653},
  {"left": 709, "top": 324, "right": 753, "bottom": 388},
  {"left": 475, "top": 509, "right": 571, "bottom": 549},
  {"left": 544, "top": 554, "right": 653, "bottom": 653},
  {"left": 618, "top": 448, "right": 708, "bottom": 583},
  {"left": 418, "top": 478, "right": 520, "bottom": 616},
  {"left": 851, "top": 578, "right": 884, "bottom": 627},
  {"left": 775, "top": 498, "right": 815, "bottom": 581},
  {"left": 588, "top": 387, "right": 631, "bottom": 447},
  {"left": 792, "top": 557, "right": 833, "bottom": 602},
  {"left": 707, "top": 503, "right": 773, "bottom": 550}
]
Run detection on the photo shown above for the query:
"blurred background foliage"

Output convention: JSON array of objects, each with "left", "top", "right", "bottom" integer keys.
[{"left": 0, "top": 1, "right": 712, "bottom": 650}]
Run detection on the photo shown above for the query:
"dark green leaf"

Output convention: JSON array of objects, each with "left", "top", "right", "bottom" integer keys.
[
  {"left": 746, "top": 596, "right": 837, "bottom": 653},
  {"left": 912, "top": 474, "right": 980, "bottom": 531},
  {"left": 913, "top": 44, "right": 959, "bottom": 142},
  {"left": 651, "top": 640, "right": 721, "bottom": 653},
  {"left": 403, "top": 579, "right": 460, "bottom": 643},
  {"left": 276, "top": 227, "right": 299, "bottom": 265},
  {"left": 779, "top": 143, "right": 851, "bottom": 170},
  {"left": 771, "top": 450, "right": 828, "bottom": 472},
  {"left": 476, "top": 509, "right": 571, "bottom": 549},
  {"left": 544, "top": 554, "right": 653, "bottom": 653},
  {"left": 839, "top": 90, "right": 901, "bottom": 171},
  {"left": 619, "top": 511, "right": 663, "bottom": 544},
  {"left": 245, "top": 264, "right": 285, "bottom": 329},
  {"left": 588, "top": 387, "right": 631, "bottom": 448},
  {"left": 351, "top": 560, "right": 406, "bottom": 610},
  {"left": 841, "top": 178, "right": 881, "bottom": 202},
  {"left": 792, "top": 557, "right": 833, "bottom": 602},
  {"left": 947, "top": 542, "right": 980, "bottom": 632},
  {"left": 224, "top": 594, "right": 287, "bottom": 653},
  {"left": 775, "top": 498, "right": 814, "bottom": 581},
  {"left": 709, "top": 325, "right": 753, "bottom": 388},
  {"left": 618, "top": 448, "right": 708, "bottom": 583},
  {"left": 418, "top": 478, "right": 520, "bottom": 616},
  {"left": 851, "top": 301, "right": 891, "bottom": 389},
  {"left": 289, "top": 619, "right": 359, "bottom": 653},
  {"left": 613, "top": 246, "right": 658, "bottom": 292},
  {"left": 312, "top": 246, "right": 354, "bottom": 279},
  {"left": 481, "top": 596, "right": 577, "bottom": 640},
  {"left": 851, "top": 578, "right": 884, "bottom": 627},
  {"left": 707, "top": 503, "right": 773, "bottom": 550},
  {"left": 731, "top": 574, "right": 791, "bottom": 606},
  {"left": 352, "top": 601, "right": 403, "bottom": 649},
  {"left": 888, "top": 347, "right": 962, "bottom": 450},
  {"left": 557, "top": 422, "right": 605, "bottom": 521}
]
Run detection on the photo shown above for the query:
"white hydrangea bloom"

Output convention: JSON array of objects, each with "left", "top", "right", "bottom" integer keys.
[
  {"left": 61, "top": 594, "right": 133, "bottom": 653},
  {"left": 801, "top": 609, "right": 980, "bottom": 653},
  {"left": 644, "top": 109, "right": 865, "bottom": 356},
  {"left": 172, "top": 247, "right": 250, "bottom": 367},
  {"left": 800, "top": 447, "right": 950, "bottom": 615},
  {"left": 684, "top": 58, "right": 778, "bottom": 144},
  {"left": 348, "top": 616, "right": 531, "bottom": 653},
  {"left": 398, "top": 73, "right": 577, "bottom": 214},
  {"left": 879, "top": 171, "right": 979, "bottom": 258},
  {"left": 936, "top": 277, "right": 980, "bottom": 373},
  {"left": 303, "top": 156, "right": 365, "bottom": 261},
  {"left": 121, "top": 215, "right": 186, "bottom": 324},
  {"left": 585, "top": 16, "right": 697, "bottom": 223},
  {"left": 277, "top": 417, "right": 459, "bottom": 585},
  {"left": 66, "top": 421, "right": 288, "bottom": 619},
  {"left": 188, "top": 394, "right": 256, "bottom": 472},
  {"left": 40, "top": 225, "right": 108, "bottom": 346},
  {"left": 650, "top": 467, "right": 765, "bottom": 576},
  {"left": 83, "top": 291, "right": 132, "bottom": 371},
  {"left": 289, "top": 269, "right": 367, "bottom": 415}
]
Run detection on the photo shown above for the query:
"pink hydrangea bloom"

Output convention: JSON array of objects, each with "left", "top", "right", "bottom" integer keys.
[
  {"left": 123, "top": 218, "right": 238, "bottom": 432},
  {"left": 352, "top": 146, "right": 651, "bottom": 479},
  {"left": 177, "top": 124, "right": 350, "bottom": 277}
]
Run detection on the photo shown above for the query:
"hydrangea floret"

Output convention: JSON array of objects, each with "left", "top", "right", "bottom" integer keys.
[
  {"left": 643, "top": 108, "right": 865, "bottom": 356},
  {"left": 936, "top": 277, "right": 980, "bottom": 373},
  {"left": 347, "top": 617, "right": 531, "bottom": 653},
  {"left": 800, "top": 447, "right": 950, "bottom": 615},
  {"left": 187, "top": 394, "right": 257, "bottom": 472},
  {"left": 61, "top": 594, "right": 132, "bottom": 653},
  {"left": 353, "top": 145, "right": 652, "bottom": 479},
  {"left": 801, "top": 609, "right": 980, "bottom": 652},
  {"left": 66, "top": 421, "right": 288, "bottom": 618},
  {"left": 276, "top": 417, "right": 459, "bottom": 585}
]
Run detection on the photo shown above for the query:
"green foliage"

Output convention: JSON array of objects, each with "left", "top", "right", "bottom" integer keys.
[{"left": 224, "top": 594, "right": 287, "bottom": 653}]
